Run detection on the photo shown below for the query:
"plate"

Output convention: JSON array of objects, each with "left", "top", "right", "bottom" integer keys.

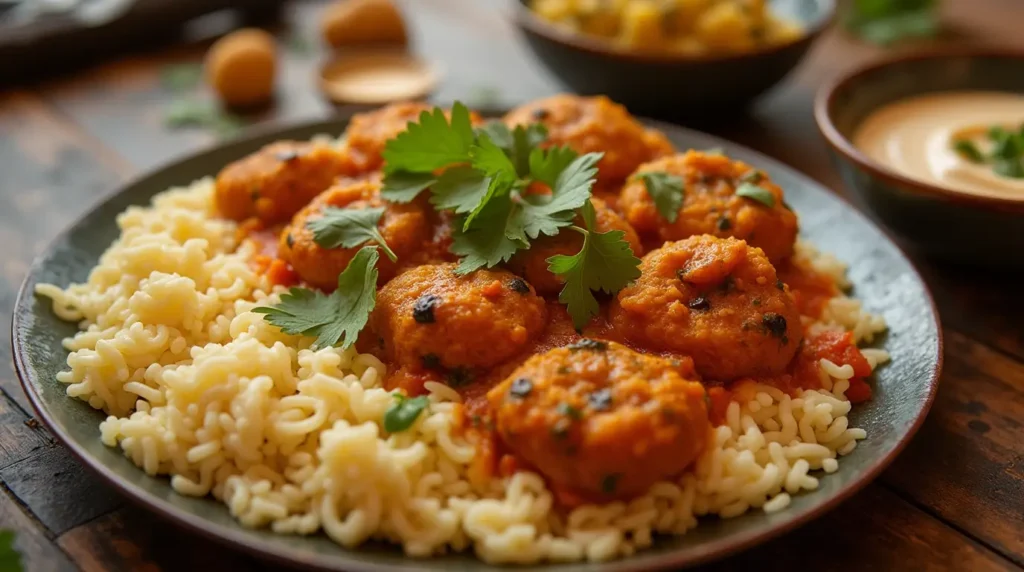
[{"left": 11, "top": 115, "right": 942, "bottom": 571}]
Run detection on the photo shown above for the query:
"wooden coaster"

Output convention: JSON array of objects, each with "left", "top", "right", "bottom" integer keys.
[{"left": 319, "top": 49, "right": 439, "bottom": 105}]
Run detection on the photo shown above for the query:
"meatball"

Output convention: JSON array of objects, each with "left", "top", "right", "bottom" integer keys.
[
  {"left": 343, "top": 102, "right": 483, "bottom": 173},
  {"left": 372, "top": 264, "right": 547, "bottom": 372},
  {"left": 488, "top": 340, "right": 709, "bottom": 498},
  {"left": 504, "top": 94, "right": 674, "bottom": 187},
  {"left": 278, "top": 174, "right": 432, "bottom": 289},
  {"left": 619, "top": 150, "right": 798, "bottom": 264},
  {"left": 506, "top": 197, "right": 643, "bottom": 294},
  {"left": 215, "top": 141, "right": 355, "bottom": 224},
  {"left": 609, "top": 235, "right": 802, "bottom": 381}
]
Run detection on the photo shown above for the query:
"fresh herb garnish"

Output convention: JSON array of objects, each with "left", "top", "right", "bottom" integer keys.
[
  {"left": 0, "top": 530, "right": 22, "bottom": 572},
  {"left": 252, "top": 246, "right": 379, "bottom": 350},
  {"left": 383, "top": 394, "right": 430, "bottom": 432},
  {"left": 951, "top": 139, "right": 984, "bottom": 163},
  {"left": 306, "top": 207, "right": 398, "bottom": 262},
  {"left": 843, "top": 0, "right": 939, "bottom": 46},
  {"left": 160, "top": 63, "right": 203, "bottom": 92},
  {"left": 735, "top": 183, "right": 777, "bottom": 207},
  {"left": 382, "top": 103, "right": 476, "bottom": 177},
  {"left": 548, "top": 201, "right": 643, "bottom": 329},
  {"left": 950, "top": 125, "right": 1024, "bottom": 179},
  {"left": 600, "top": 473, "right": 623, "bottom": 494},
  {"left": 164, "top": 99, "right": 244, "bottom": 138},
  {"left": 636, "top": 171, "right": 685, "bottom": 223},
  {"left": 993, "top": 157, "right": 1024, "bottom": 179},
  {"left": 451, "top": 150, "right": 601, "bottom": 274},
  {"left": 557, "top": 402, "right": 583, "bottom": 420},
  {"left": 379, "top": 101, "right": 640, "bottom": 327}
]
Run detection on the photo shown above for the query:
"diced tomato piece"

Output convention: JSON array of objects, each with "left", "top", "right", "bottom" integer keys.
[
  {"left": 266, "top": 259, "right": 299, "bottom": 287},
  {"left": 845, "top": 377, "right": 872, "bottom": 403}
]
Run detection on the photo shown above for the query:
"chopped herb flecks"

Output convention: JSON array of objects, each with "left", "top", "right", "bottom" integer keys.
[
  {"left": 447, "top": 367, "right": 473, "bottom": 387},
  {"left": 588, "top": 388, "right": 613, "bottom": 411},
  {"left": 509, "top": 377, "right": 533, "bottom": 398},
  {"left": 687, "top": 297, "right": 710, "bottom": 311},
  {"left": 508, "top": 277, "right": 530, "bottom": 294},
  {"left": 762, "top": 313, "right": 788, "bottom": 338},
  {"left": 557, "top": 402, "right": 583, "bottom": 420},
  {"left": 600, "top": 473, "right": 623, "bottom": 494},
  {"left": 413, "top": 294, "right": 440, "bottom": 324},
  {"left": 568, "top": 338, "right": 607, "bottom": 352}
]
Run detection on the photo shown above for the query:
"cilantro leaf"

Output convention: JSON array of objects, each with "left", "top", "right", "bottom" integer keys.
[
  {"left": 253, "top": 246, "right": 379, "bottom": 350},
  {"left": 429, "top": 166, "right": 492, "bottom": 214},
  {"left": 306, "top": 207, "right": 397, "bottom": 262},
  {"left": 471, "top": 133, "right": 518, "bottom": 181},
  {"left": 636, "top": 171, "right": 685, "bottom": 223},
  {"left": 381, "top": 102, "right": 474, "bottom": 174},
  {"left": 451, "top": 193, "right": 527, "bottom": 274},
  {"left": 844, "top": 0, "right": 938, "bottom": 45},
  {"left": 381, "top": 171, "right": 437, "bottom": 203},
  {"left": 383, "top": 394, "right": 431, "bottom": 432},
  {"left": 735, "top": 183, "right": 776, "bottom": 207},
  {"left": 477, "top": 121, "right": 549, "bottom": 176},
  {"left": 548, "top": 201, "right": 642, "bottom": 329},
  {"left": 0, "top": 530, "right": 22, "bottom": 572},
  {"left": 512, "top": 152, "right": 601, "bottom": 239},
  {"left": 528, "top": 146, "right": 579, "bottom": 187}
]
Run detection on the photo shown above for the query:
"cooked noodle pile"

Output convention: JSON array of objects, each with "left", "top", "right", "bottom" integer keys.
[{"left": 37, "top": 178, "right": 888, "bottom": 563}]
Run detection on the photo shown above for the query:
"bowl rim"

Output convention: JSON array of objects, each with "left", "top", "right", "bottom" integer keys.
[
  {"left": 814, "top": 46, "right": 1024, "bottom": 213},
  {"left": 511, "top": 0, "right": 837, "bottom": 64}
]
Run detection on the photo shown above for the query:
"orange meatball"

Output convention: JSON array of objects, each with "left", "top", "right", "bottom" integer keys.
[
  {"left": 278, "top": 174, "right": 432, "bottom": 289},
  {"left": 504, "top": 94, "right": 674, "bottom": 187},
  {"left": 488, "top": 340, "right": 708, "bottom": 498},
  {"left": 609, "top": 235, "right": 802, "bottom": 381},
  {"left": 506, "top": 197, "right": 643, "bottom": 294},
  {"left": 343, "top": 102, "right": 483, "bottom": 173},
  {"left": 372, "top": 264, "right": 547, "bottom": 372},
  {"left": 619, "top": 151, "right": 798, "bottom": 264},
  {"left": 215, "top": 141, "right": 355, "bottom": 224}
]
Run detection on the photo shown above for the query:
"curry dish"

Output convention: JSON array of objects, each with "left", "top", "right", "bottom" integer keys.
[
  {"left": 219, "top": 94, "right": 872, "bottom": 503},
  {"left": 39, "top": 93, "right": 888, "bottom": 563}
]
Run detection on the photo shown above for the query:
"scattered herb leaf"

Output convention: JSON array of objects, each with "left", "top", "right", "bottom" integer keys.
[
  {"left": 383, "top": 394, "right": 430, "bottom": 432},
  {"left": 160, "top": 63, "right": 203, "bottom": 92},
  {"left": 252, "top": 246, "right": 379, "bottom": 350},
  {"left": 951, "top": 139, "right": 984, "bottom": 163},
  {"left": 381, "top": 102, "right": 475, "bottom": 175},
  {"left": 306, "top": 207, "right": 397, "bottom": 262},
  {"left": 381, "top": 171, "right": 437, "bottom": 203},
  {"left": 164, "top": 99, "right": 244, "bottom": 138},
  {"left": 0, "top": 530, "right": 21, "bottom": 572},
  {"left": 735, "top": 183, "right": 777, "bottom": 207},
  {"left": 636, "top": 171, "right": 684, "bottom": 223},
  {"left": 843, "top": 0, "right": 939, "bottom": 46},
  {"left": 548, "top": 201, "right": 642, "bottom": 329}
]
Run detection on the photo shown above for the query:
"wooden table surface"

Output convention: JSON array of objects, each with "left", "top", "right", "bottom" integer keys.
[{"left": 0, "top": 1, "right": 1022, "bottom": 570}]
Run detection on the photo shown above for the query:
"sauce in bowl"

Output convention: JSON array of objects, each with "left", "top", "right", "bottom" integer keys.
[{"left": 853, "top": 91, "right": 1024, "bottom": 200}]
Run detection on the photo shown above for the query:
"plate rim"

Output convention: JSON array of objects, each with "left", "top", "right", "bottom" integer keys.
[{"left": 10, "top": 114, "right": 944, "bottom": 571}]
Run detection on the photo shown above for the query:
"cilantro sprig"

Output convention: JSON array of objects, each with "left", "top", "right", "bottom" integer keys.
[
  {"left": 844, "top": 0, "right": 940, "bottom": 46},
  {"left": 547, "top": 201, "right": 643, "bottom": 329},
  {"left": 252, "top": 246, "right": 379, "bottom": 350},
  {"left": 306, "top": 206, "right": 398, "bottom": 262},
  {"left": 635, "top": 171, "right": 684, "bottom": 223},
  {"left": 0, "top": 530, "right": 22, "bottom": 572}
]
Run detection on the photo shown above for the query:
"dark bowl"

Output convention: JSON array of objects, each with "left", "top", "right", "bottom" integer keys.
[
  {"left": 512, "top": 0, "right": 835, "bottom": 119},
  {"left": 815, "top": 49, "right": 1024, "bottom": 268}
]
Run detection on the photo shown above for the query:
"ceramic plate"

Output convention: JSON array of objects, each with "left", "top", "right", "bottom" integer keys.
[{"left": 12, "top": 116, "right": 942, "bottom": 571}]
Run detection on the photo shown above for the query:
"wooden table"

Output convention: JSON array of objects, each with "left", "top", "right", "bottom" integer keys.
[{"left": 0, "top": 1, "right": 1022, "bottom": 570}]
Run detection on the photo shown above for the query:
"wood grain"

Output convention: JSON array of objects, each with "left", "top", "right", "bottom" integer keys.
[
  {"left": 0, "top": 90, "right": 131, "bottom": 413},
  {"left": 709, "top": 485, "right": 1017, "bottom": 572},
  {"left": 59, "top": 506, "right": 270, "bottom": 572},
  {"left": 882, "top": 330, "right": 1024, "bottom": 564},
  {"left": 0, "top": 447, "right": 124, "bottom": 536},
  {"left": 0, "top": 486, "right": 75, "bottom": 572},
  {"left": 0, "top": 392, "right": 53, "bottom": 472}
]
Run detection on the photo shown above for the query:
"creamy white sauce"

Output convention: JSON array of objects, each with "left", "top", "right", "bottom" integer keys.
[{"left": 852, "top": 91, "right": 1024, "bottom": 200}]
